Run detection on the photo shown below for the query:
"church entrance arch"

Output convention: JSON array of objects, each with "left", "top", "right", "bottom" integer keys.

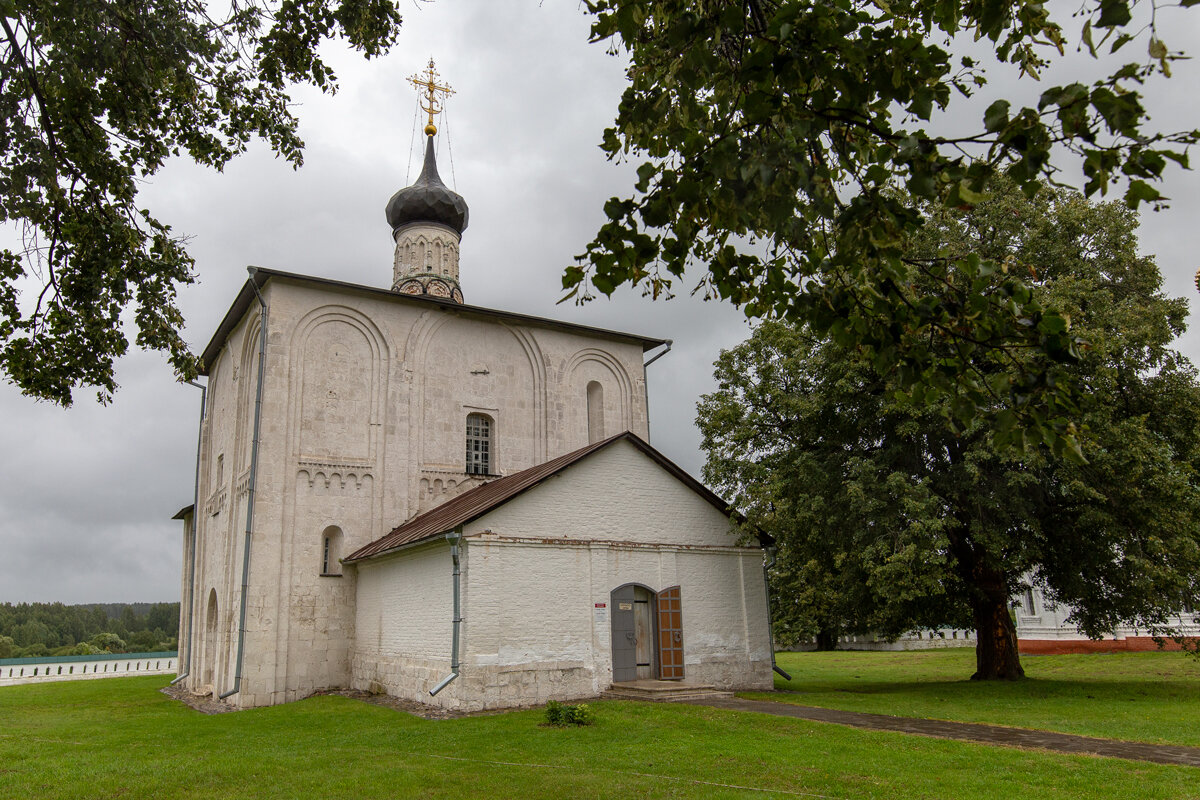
[
  {"left": 203, "top": 589, "right": 218, "bottom": 693},
  {"left": 610, "top": 584, "right": 684, "bottom": 682}
]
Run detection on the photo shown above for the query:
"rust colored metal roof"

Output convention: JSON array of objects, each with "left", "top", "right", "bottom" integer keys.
[{"left": 344, "top": 432, "right": 744, "bottom": 563}]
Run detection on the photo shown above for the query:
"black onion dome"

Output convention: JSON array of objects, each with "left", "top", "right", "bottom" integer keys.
[{"left": 386, "top": 135, "right": 469, "bottom": 235}]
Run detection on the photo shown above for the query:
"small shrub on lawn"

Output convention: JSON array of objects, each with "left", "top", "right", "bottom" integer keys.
[{"left": 544, "top": 701, "right": 593, "bottom": 727}]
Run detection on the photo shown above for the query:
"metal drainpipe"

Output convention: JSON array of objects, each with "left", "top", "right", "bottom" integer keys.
[
  {"left": 170, "top": 380, "right": 207, "bottom": 686},
  {"left": 763, "top": 546, "right": 793, "bottom": 681},
  {"left": 220, "top": 271, "right": 268, "bottom": 700},
  {"left": 641, "top": 340, "right": 672, "bottom": 441},
  {"left": 430, "top": 528, "right": 463, "bottom": 696},
  {"left": 643, "top": 339, "right": 673, "bottom": 369}
]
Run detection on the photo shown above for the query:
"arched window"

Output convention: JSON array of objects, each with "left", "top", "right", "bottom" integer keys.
[
  {"left": 1018, "top": 588, "right": 1036, "bottom": 615},
  {"left": 465, "top": 413, "right": 493, "bottom": 475},
  {"left": 587, "top": 381, "right": 604, "bottom": 444},
  {"left": 321, "top": 526, "right": 344, "bottom": 576},
  {"left": 204, "top": 589, "right": 218, "bottom": 689}
]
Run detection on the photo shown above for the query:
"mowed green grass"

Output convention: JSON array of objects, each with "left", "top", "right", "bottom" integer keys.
[
  {"left": 1, "top": 676, "right": 1197, "bottom": 799},
  {"left": 747, "top": 648, "right": 1200, "bottom": 746}
]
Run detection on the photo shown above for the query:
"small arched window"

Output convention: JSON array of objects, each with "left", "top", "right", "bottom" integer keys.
[
  {"left": 1018, "top": 588, "right": 1036, "bottom": 615},
  {"left": 586, "top": 381, "right": 604, "bottom": 444},
  {"left": 465, "top": 414, "right": 493, "bottom": 475},
  {"left": 321, "top": 526, "right": 344, "bottom": 576}
]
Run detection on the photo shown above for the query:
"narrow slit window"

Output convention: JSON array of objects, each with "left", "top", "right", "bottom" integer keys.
[
  {"left": 466, "top": 414, "right": 493, "bottom": 476},
  {"left": 321, "top": 526, "right": 343, "bottom": 576},
  {"left": 587, "top": 381, "right": 604, "bottom": 444},
  {"left": 1019, "top": 588, "right": 1036, "bottom": 615}
]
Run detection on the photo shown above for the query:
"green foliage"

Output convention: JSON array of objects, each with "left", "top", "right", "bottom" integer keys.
[
  {"left": 698, "top": 182, "right": 1200, "bottom": 679},
  {"left": 543, "top": 700, "right": 594, "bottom": 727},
  {"left": 87, "top": 632, "right": 126, "bottom": 654},
  {"left": 0, "top": 0, "right": 403, "bottom": 404},
  {"left": 0, "top": 601, "right": 178, "bottom": 656},
  {"left": 571, "top": 0, "right": 1200, "bottom": 456}
]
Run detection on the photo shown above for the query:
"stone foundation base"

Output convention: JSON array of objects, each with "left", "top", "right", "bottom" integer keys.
[
  {"left": 682, "top": 656, "right": 773, "bottom": 691},
  {"left": 352, "top": 653, "right": 772, "bottom": 711}
]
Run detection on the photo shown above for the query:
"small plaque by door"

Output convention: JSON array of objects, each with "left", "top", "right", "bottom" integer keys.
[{"left": 656, "top": 585, "right": 684, "bottom": 680}]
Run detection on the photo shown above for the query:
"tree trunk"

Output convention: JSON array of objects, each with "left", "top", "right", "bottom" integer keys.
[
  {"left": 946, "top": 522, "right": 1025, "bottom": 680},
  {"left": 814, "top": 628, "right": 838, "bottom": 651},
  {"left": 970, "top": 588, "right": 1025, "bottom": 681}
]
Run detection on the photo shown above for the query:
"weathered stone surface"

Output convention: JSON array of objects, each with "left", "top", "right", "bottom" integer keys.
[{"left": 177, "top": 270, "right": 770, "bottom": 711}]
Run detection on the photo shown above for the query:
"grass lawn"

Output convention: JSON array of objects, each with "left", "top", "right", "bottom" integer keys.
[
  {"left": 748, "top": 648, "right": 1200, "bottom": 747},
  {"left": 1, "top": 676, "right": 1198, "bottom": 799}
]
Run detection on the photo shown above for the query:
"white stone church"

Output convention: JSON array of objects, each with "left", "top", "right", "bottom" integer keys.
[{"left": 173, "top": 115, "right": 774, "bottom": 710}]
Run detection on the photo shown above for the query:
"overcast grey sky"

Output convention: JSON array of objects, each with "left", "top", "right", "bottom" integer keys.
[{"left": 2, "top": 1, "right": 1199, "bottom": 603}]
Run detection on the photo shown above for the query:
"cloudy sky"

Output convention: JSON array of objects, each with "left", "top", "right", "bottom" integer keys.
[{"left": 2, "top": 1, "right": 1200, "bottom": 604}]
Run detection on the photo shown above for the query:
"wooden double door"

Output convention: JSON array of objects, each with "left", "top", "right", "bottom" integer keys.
[{"left": 610, "top": 584, "right": 684, "bottom": 682}]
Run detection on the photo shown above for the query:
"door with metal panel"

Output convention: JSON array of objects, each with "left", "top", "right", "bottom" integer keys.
[
  {"left": 657, "top": 585, "right": 684, "bottom": 680},
  {"left": 610, "top": 584, "right": 638, "bottom": 682}
]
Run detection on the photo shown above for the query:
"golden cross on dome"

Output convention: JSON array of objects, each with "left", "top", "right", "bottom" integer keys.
[{"left": 408, "top": 58, "right": 454, "bottom": 136}]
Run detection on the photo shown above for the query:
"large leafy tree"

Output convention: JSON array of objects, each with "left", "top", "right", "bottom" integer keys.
[
  {"left": 0, "top": 0, "right": 402, "bottom": 404},
  {"left": 698, "top": 183, "right": 1200, "bottom": 680},
  {"left": 572, "top": 0, "right": 1199, "bottom": 456}
]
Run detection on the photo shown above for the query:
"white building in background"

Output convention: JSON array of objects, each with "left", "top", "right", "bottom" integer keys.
[
  {"left": 1014, "top": 586, "right": 1200, "bottom": 654},
  {"left": 172, "top": 93, "right": 774, "bottom": 711}
]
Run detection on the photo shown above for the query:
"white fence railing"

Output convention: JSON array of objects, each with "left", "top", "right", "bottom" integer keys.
[{"left": 0, "top": 652, "right": 177, "bottom": 686}]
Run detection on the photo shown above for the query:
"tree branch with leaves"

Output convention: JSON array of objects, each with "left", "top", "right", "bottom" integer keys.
[
  {"left": 0, "top": 0, "right": 402, "bottom": 404},
  {"left": 571, "top": 0, "right": 1199, "bottom": 455},
  {"left": 698, "top": 181, "right": 1200, "bottom": 679}
]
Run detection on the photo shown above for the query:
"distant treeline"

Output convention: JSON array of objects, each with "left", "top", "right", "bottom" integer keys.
[{"left": 0, "top": 602, "right": 179, "bottom": 659}]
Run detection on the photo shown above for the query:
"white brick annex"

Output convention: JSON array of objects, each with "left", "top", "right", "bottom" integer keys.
[{"left": 173, "top": 127, "right": 774, "bottom": 710}]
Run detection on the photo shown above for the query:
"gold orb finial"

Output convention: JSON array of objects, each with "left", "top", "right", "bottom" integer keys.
[{"left": 409, "top": 58, "right": 454, "bottom": 137}]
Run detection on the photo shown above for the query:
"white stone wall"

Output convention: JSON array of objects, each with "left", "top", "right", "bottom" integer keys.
[
  {"left": 181, "top": 275, "right": 655, "bottom": 707},
  {"left": 176, "top": 511, "right": 196, "bottom": 679},
  {"left": 182, "top": 307, "right": 261, "bottom": 702},
  {"left": 475, "top": 440, "right": 741, "bottom": 548},
  {"left": 1015, "top": 586, "right": 1200, "bottom": 644},
  {"left": 351, "top": 541, "right": 454, "bottom": 699},
  {"left": 787, "top": 629, "right": 978, "bottom": 651},
  {"left": 0, "top": 655, "right": 177, "bottom": 687},
  {"left": 350, "top": 437, "right": 773, "bottom": 711}
]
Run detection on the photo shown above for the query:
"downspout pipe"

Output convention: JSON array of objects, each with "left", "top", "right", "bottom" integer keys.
[
  {"left": 430, "top": 528, "right": 463, "bottom": 696},
  {"left": 641, "top": 340, "right": 672, "bottom": 442},
  {"left": 763, "top": 546, "right": 793, "bottom": 681},
  {"left": 171, "top": 379, "right": 207, "bottom": 686},
  {"left": 221, "top": 271, "right": 268, "bottom": 700},
  {"left": 643, "top": 339, "right": 672, "bottom": 369}
]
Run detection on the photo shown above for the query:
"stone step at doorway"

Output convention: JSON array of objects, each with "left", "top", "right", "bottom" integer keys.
[{"left": 602, "top": 679, "right": 734, "bottom": 703}]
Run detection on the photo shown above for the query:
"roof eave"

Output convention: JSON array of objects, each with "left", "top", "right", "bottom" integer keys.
[
  {"left": 198, "top": 267, "right": 668, "bottom": 373},
  {"left": 343, "top": 529, "right": 453, "bottom": 565},
  {"left": 345, "top": 431, "right": 764, "bottom": 563}
]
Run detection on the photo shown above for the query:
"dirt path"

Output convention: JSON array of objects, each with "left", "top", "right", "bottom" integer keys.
[{"left": 689, "top": 696, "right": 1200, "bottom": 768}]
